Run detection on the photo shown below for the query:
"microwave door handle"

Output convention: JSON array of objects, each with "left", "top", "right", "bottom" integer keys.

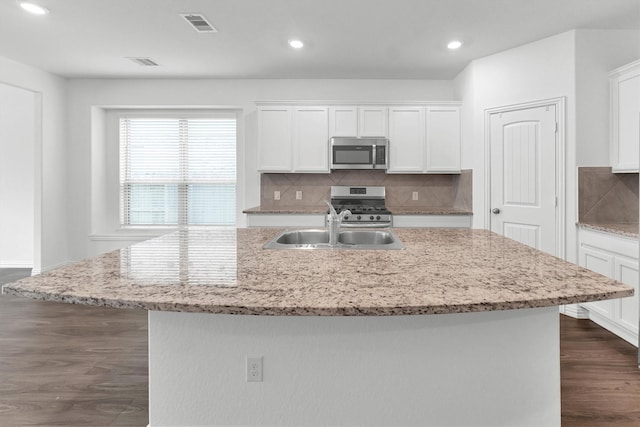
[{"left": 372, "top": 145, "right": 377, "bottom": 168}]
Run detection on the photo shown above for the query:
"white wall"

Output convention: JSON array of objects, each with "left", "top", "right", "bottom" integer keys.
[
  {"left": 0, "top": 56, "right": 67, "bottom": 273},
  {"left": 455, "top": 31, "right": 577, "bottom": 261},
  {"left": 65, "top": 79, "right": 454, "bottom": 260},
  {"left": 575, "top": 29, "right": 640, "bottom": 166},
  {"left": 0, "top": 83, "right": 35, "bottom": 267}
]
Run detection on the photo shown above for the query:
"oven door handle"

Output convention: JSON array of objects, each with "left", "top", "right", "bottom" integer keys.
[{"left": 339, "top": 222, "right": 392, "bottom": 229}]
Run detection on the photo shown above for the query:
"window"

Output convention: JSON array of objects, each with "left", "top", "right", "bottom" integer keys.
[{"left": 119, "top": 114, "right": 236, "bottom": 226}]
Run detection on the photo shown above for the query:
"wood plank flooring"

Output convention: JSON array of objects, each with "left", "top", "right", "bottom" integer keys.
[
  {"left": 2, "top": 268, "right": 639, "bottom": 426},
  {"left": 0, "top": 270, "right": 148, "bottom": 427},
  {"left": 560, "top": 315, "right": 640, "bottom": 426}
]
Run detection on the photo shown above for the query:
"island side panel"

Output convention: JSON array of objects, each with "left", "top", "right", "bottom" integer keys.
[{"left": 149, "top": 307, "right": 560, "bottom": 427}]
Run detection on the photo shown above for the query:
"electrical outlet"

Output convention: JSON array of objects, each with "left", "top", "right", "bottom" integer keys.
[
  {"left": 246, "top": 356, "right": 263, "bottom": 382},
  {"left": 295, "top": 190, "right": 303, "bottom": 200},
  {"left": 274, "top": 191, "right": 280, "bottom": 200},
  {"left": 412, "top": 191, "right": 419, "bottom": 201}
]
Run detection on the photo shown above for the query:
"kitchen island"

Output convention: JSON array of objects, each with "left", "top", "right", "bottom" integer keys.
[{"left": 3, "top": 227, "right": 633, "bottom": 426}]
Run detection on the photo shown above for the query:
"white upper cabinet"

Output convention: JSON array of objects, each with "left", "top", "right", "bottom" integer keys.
[
  {"left": 426, "top": 107, "right": 461, "bottom": 173},
  {"left": 610, "top": 59, "right": 640, "bottom": 173},
  {"left": 259, "top": 102, "right": 461, "bottom": 174},
  {"left": 388, "top": 106, "right": 425, "bottom": 172},
  {"left": 328, "top": 106, "right": 358, "bottom": 137},
  {"left": 257, "top": 105, "right": 330, "bottom": 173},
  {"left": 358, "top": 106, "right": 388, "bottom": 137},
  {"left": 293, "top": 107, "right": 329, "bottom": 172},
  {"left": 387, "top": 105, "right": 461, "bottom": 174},
  {"left": 257, "top": 106, "right": 292, "bottom": 172},
  {"left": 329, "top": 106, "right": 388, "bottom": 137}
]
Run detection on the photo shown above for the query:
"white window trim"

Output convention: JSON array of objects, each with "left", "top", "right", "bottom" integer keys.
[{"left": 91, "top": 108, "right": 240, "bottom": 239}]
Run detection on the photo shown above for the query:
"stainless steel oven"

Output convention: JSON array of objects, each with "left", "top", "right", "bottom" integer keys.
[
  {"left": 330, "top": 137, "right": 388, "bottom": 170},
  {"left": 330, "top": 185, "right": 392, "bottom": 228}
]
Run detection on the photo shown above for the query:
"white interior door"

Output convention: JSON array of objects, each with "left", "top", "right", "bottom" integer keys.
[
  {"left": 490, "top": 105, "right": 557, "bottom": 255},
  {"left": 0, "top": 83, "right": 36, "bottom": 268}
]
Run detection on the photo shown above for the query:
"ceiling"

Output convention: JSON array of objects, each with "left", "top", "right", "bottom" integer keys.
[{"left": 0, "top": 0, "right": 638, "bottom": 79}]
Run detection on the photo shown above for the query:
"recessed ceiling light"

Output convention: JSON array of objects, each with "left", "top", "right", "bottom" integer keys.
[
  {"left": 18, "top": 1, "right": 49, "bottom": 15},
  {"left": 289, "top": 40, "right": 304, "bottom": 49},
  {"left": 447, "top": 40, "right": 463, "bottom": 50}
]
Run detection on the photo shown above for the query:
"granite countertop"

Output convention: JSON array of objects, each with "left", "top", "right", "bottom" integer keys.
[
  {"left": 2, "top": 228, "right": 632, "bottom": 316},
  {"left": 243, "top": 206, "right": 326, "bottom": 214},
  {"left": 244, "top": 206, "right": 473, "bottom": 215},
  {"left": 387, "top": 206, "right": 472, "bottom": 215},
  {"left": 578, "top": 222, "right": 639, "bottom": 239}
]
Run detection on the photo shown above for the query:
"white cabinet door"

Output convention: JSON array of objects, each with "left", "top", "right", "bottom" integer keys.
[
  {"left": 579, "top": 228, "right": 639, "bottom": 346},
  {"left": 615, "top": 256, "right": 639, "bottom": 335},
  {"left": 329, "top": 106, "right": 358, "bottom": 137},
  {"left": 257, "top": 106, "right": 292, "bottom": 171},
  {"left": 426, "top": 107, "right": 461, "bottom": 173},
  {"left": 294, "top": 107, "right": 329, "bottom": 172},
  {"left": 580, "top": 246, "right": 616, "bottom": 320},
  {"left": 358, "top": 106, "right": 388, "bottom": 137},
  {"left": 388, "top": 107, "right": 425, "bottom": 172},
  {"left": 329, "top": 106, "right": 387, "bottom": 137},
  {"left": 610, "top": 60, "right": 640, "bottom": 172}
]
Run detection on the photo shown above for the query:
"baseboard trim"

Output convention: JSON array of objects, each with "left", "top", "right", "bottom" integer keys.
[
  {"left": 560, "top": 304, "right": 590, "bottom": 319},
  {"left": 0, "top": 262, "right": 34, "bottom": 269},
  {"left": 584, "top": 308, "right": 638, "bottom": 348}
]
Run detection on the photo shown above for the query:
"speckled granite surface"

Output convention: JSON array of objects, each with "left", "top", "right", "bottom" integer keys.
[
  {"left": 387, "top": 206, "right": 472, "bottom": 215},
  {"left": 243, "top": 206, "right": 326, "bottom": 214},
  {"left": 578, "top": 222, "right": 639, "bottom": 239},
  {"left": 2, "top": 227, "right": 633, "bottom": 316},
  {"left": 244, "top": 206, "right": 472, "bottom": 215}
]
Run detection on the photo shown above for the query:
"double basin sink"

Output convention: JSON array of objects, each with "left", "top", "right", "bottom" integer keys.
[{"left": 263, "top": 229, "right": 404, "bottom": 250}]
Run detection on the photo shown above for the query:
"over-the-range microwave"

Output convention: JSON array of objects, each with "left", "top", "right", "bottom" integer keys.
[{"left": 330, "top": 137, "right": 388, "bottom": 170}]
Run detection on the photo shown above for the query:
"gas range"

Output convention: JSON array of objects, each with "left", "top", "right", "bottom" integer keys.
[{"left": 330, "top": 186, "right": 392, "bottom": 228}]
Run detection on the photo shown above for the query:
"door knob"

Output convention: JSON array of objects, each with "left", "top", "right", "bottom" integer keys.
[{"left": 492, "top": 208, "right": 501, "bottom": 214}]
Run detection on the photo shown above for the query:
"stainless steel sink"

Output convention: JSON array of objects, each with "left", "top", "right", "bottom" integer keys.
[{"left": 263, "top": 229, "right": 404, "bottom": 250}]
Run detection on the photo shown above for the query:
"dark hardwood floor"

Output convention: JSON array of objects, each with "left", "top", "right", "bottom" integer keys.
[
  {"left": 560, "top": 315, "right": 640, "bottom": 426},
  {"left": 2, "top": 268, "right": 639, "bottom": 426},
  {"left": 0, "top": 269, "right": 148, "bottom": 427}
]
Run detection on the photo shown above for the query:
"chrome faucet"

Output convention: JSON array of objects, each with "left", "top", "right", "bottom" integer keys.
[{"left": 325, "top": 200, "right": 351, "bottom": 246}]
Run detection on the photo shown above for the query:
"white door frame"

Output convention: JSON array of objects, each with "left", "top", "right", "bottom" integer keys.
[{"left": 484, "top": 97, "right": 566, "bottom": 260}]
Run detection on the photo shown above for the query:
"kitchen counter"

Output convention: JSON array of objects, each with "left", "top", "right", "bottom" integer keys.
[
  {"left": 3, "top": 227, "right": 631, "bottom": 316},
  {"left": 243, "top": 205, "right": 473, "bottom": 215},
  {"left": 386, "top": 206, "right": 472, "bottom": 215},
  {"left": 578, "top": 222, "right": 639, "bottom": 239},
  {"left": 243, "top": 205, "right": 326, "bottom": 214},
  {"left": 3, "top": 227, "right": 632, "bottom": 426}
]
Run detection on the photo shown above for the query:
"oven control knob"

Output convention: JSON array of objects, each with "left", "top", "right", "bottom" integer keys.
[
  {"left": 344, "top": 215, "right": 349, "bottom": 221},
  {"left": 376, "top": 215, "right": 381, "bottom": 220},
  {"left": 357, "top": 215, "right": 362, "bottom": 220},
  {"left": 369, "top": 215, "right": 374, "bottom": 220}
]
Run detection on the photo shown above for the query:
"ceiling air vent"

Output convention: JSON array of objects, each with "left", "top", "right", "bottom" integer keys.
[
  {"left": 181, "top": 13, "right": 217, "bottom": 33},
  {"left": 128, "top": 57, "right": 159, "bottom": 66}
]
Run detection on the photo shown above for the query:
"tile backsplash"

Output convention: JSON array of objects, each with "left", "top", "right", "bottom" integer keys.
[
  {"left": 578, "top": 167, "right": 638, "bottom": 224},
  {"left": 260, "top": 170, "right": 472, "bottom": 210}
]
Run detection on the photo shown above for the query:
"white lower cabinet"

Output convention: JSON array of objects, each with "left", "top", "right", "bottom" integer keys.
[{"left": 579, "top": 228, "right": 638, "bottom": 346}]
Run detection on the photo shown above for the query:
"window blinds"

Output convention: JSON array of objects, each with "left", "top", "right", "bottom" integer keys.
[{"left": 119, "top": 116, "right": 236, "bottom": 226}]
